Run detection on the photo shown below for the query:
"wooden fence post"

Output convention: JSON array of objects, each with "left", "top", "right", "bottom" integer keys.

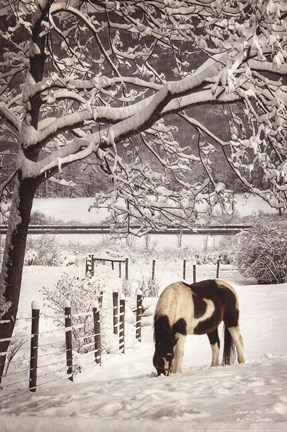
[
  {"left": 113, "top": 290, "right": 119, "bottom": 334},
  {"left": 93, "top": 302, "right": 101, "bottom": 365},
  {"left": 183, "top": 259, "right": 186, "bottom": 279},
  {"left": 64, "top": 300, "right": 73, "bottom": 382},
  {"left": 85, "top": 257, "right": 89, "bottom": 276},
  {"left": 152, "top": 259, "right": 156, "bottom": 280},
  {"left": 125, "top": 258, "right": 129, "bottom": 280},
  {"left": 119, "top": 261, "right": 122, "bottom": 278},
  {"left": 98, "top": 291, "right": 103, "bottom": 309},
  {"left": 119, "top": 298, "right": 125, "bottom": 354},
  {"left": 29, "top": 301, "right": 40, "bottom": 392},
  {"left": 136, "top": 290, "right": 143, "bottom": 342},
  {"left": 86, "top": 254, "right": 94, "bottom": 277},
  {"left": 216, "top": 260, "right": 220, "bottom": 278},
  {"left": 193, "top": 264, "right": 197, "bottom": 283}
]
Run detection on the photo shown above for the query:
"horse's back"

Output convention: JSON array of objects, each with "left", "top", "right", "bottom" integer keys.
[
  {"left": 188, "top": 279, "right": 239, "bottom": 306},
  {"left": 155, "top": 281, "right": 193, "bottom": 324},
  {"left": 155, "top": 279, "right": 239, "bottom": 325}
]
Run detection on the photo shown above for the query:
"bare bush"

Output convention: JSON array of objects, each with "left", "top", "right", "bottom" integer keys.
[{"left": 42, "top": 274, "right": 105, "bottom": 353}]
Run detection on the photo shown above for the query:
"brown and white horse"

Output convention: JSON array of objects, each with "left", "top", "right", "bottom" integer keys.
[{"left": 153, "top": 279, "right": 245, "bottom": 375}]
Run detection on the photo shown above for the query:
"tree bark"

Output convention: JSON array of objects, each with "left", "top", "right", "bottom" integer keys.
[{"left": 0, "top": 173, "right": 39, "bottom": 382}]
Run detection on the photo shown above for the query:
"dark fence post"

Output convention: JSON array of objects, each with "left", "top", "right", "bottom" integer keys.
[
  {"left": 216, "top": 260, "right": 220, "bottom": 278},
  {"left": 93, "top": 302, "right": 101, "bottom": 365},
  {"left": 86, "top": 254, "right": 94, "bottom": 277},
  {"left": 29, "top": 301, "right": 40, "bottom": 392},
  {"left": 183, "top": 259, "right": 186, "bottom": 279},
  {"left": 113, "top": 290, "right": 119, "bottom": 334},
  {"left": 136, "top": 290, "right": 143, "bottom": 342},
  {"left": 125, "top": 258, "right": 129, "bottom": 280},
  {"left": 193, "top": 264, "right": 197, "bottom": 283},
  {"left": 119, "top": 261, "right": 122, "bottom": 278},
  {"left": 152, "top": 259, "right": 156, "bottom": 280},
  {"left": 98, "top": 291, "right": 103, "bottom": 309},
  {"left": 177, "top": 230, "right": 182, "bottom": 247},
  {"left": 85, "top": 257, "right": 89, "bottom": 276},
  {"left": 119, "top": 298, "right": 125, "bottom": 354},
  {"left": 91, "top": 254, "right": 95, "bottom": 276},
  {"left": 65, "top": 301, "right": 73, "bottom": 382}
]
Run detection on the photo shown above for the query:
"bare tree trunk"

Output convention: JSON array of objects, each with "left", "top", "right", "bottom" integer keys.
[
  {"left": 0, "top": 173, "right": 39, "bottom": 382},
  {"left": 0, "top": 1, "right": 48, "bottom": 384}
]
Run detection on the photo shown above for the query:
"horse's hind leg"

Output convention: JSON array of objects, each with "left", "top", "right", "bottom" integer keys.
[
  {"left": 207, "top": 328, "right": 220, "bottom": 366},
  {"left": 228, "top": 326, "right": 245, "bottom": 364}
]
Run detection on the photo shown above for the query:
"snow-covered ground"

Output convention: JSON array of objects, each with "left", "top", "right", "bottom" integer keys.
[
  {"left": 25, "top": 193, "right": 279, "bottom": 251},
  {"left": 1, "top": 196, "right": 286, "bottom": 431},
  {"left": 30, "top": 193, "right": 277, "bottom": 224},
  {"left": 1, "top": 263, "right": 287, "bottom": 432}
]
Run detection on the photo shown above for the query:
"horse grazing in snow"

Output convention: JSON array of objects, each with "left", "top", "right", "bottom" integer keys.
[{"left": 153, "top": 279, "right": 245, "bottom": 376}]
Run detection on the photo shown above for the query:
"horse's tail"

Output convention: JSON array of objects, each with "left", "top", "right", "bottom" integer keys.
[
  {"left": 154, "top": 314, "right": 171, "bottom": 343},
  {"left": 223, "top": 325, "right": 236, "bottom": 365}
]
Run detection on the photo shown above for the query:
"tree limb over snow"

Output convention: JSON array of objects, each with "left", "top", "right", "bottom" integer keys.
[{"left": 0, "top": 0, "right": 286, "bottom": 213}]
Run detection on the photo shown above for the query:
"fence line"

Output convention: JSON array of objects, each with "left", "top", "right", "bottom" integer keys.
[
  {"left": 85, "top": 254, "right": 237, "bottom": 282},
  {"left": 1, "top": 259, "right": 239, "bottom": 393},
  {"left": 1, "top": 289, "right": 144, "bottom": 393},
  {"left": 86, "top": 255, "right": 129, "bottom": 280}
]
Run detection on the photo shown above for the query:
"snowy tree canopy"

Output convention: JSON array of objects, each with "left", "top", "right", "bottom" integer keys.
[{"left": 0, "top": 0, "right": 287, "bottom": 233}]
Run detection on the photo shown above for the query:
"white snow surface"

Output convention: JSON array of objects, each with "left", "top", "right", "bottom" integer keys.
[
  {"left": 1, "top": 196, "right": 285, "bottom": 431},
  {"left": 30, "top": 193, "right": 276, "bottom": 224},
  {"left": 1, "top": 264, "right": 287, "bottom": 432}
]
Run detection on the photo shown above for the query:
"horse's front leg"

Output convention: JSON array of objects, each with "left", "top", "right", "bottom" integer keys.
[{"left": 172, "top": 333, "right": 186, "bottom": 373}]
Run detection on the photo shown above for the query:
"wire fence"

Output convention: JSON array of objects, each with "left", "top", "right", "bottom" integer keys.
[
  {"left": 0, "top": 258, "right": 240, "bottom": 395},
  {"left": 0, "top": 291, "right": 143, "bottom": 395},
  {"left": 85, "top": 254, "right": 240, "bottom": 282}
]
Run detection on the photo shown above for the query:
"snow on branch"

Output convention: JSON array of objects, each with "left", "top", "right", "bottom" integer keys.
[
  {"left": 50, "top": 3, "right": 121, "bottom": 78},
  {"left": 0, "top": 0, "right": 286, "bottom": 217},
  {"left": 19, "top": 50, "right": 238, "bottom": 148},
  {"left": 0, "top": 105, "right": 20, "bottom": 130}
]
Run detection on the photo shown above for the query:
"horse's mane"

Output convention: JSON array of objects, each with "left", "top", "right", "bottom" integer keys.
[{"left": 153, "top": 314, "right": 171, "bottom": 345}]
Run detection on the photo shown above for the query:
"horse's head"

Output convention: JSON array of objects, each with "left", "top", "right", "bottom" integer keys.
[{"left": 153, "top": 339, "right": 177, "bottom": 376}]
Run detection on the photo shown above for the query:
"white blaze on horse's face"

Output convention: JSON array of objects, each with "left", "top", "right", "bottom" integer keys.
[
  {"left": 163, "top": 353, "right": 173, "bottom": 375},
  {"left": 153, "top": 350, "right": 174, "bottom": 376}
]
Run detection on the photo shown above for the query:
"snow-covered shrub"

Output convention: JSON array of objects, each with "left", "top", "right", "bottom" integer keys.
[
  {"left": 59, "top": 250, "right": 77, "bottom": 266},
  {"left": 25, "top": 235, "right": 81, "bottom": 266},
  {"left": 236, "top": 217, "right": 287, "bottom": 284},
  {"left": 4, "top": 335, "right": 28, "bottom": 376},
  {"left": 138, "top": 276, "right": 160, "bottom": 297},
  {"left": 121, "top": 279, "right": 136, "bottom": 298},
  {"left": 194, "top": 249, "right": 234, "bottom": 265},
  {"left": 24, "top": 249, "right": 38, "bottom": 266},
  {"left": 25, "top": 235, "right": 61, "bottom": 266},
  {"left": 42, "top": 274, "right": 105, "bottom": 353}
]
